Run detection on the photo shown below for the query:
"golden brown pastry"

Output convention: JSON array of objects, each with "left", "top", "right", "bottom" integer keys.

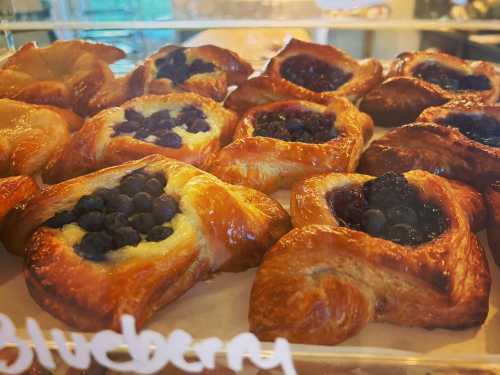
[
  {"left": 89, "top": 44, "right": 253, "bottom": 114},
  {"left": 360, "top": 51, "right": 500, "bottom": 127},
  {"left": 249, "top": 171, "right": 490, "bottom": 345},
  {"left": 0, "top": 175, "right": 38, "bottom": 228},
  {"left": 485, "top": 181, "right": 500, "bottom": 266},
  {"left": 0, "top": 99, "right": 71, "bottom": 177},
  {"left": 224, "top": 38, "right": 383, "bottom": 114},
  {"left": 2, "top": 155, "right": 290, "bottom": 331},
  {"left": 358, "top": 101, "right": 500, "bottom": 188},
  {"left": 209, "top": 98, "right": 373, "bottom": 193},
  {"left": 44, "top": 93, "right": 239, "bottom": 183},
  {"left": 0, "top": 40, "right": 125, "bottom": 116}
]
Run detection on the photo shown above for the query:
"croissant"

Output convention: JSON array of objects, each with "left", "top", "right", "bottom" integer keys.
[
  {"left": 88, "top": 44, "right": 253, "bottom": 110},
  {"left": 359, "top": 51, "right": 500, "bottom": 127},
  {"left": 44, "top": 93, "right": 238, "bottom": 183},
  {"left": 249, "top": 170, "right": 490, "bottom": 345},
  {"left": 358, "top": 101, "right": 500, "bottom": 188},
  {"left": 2, "top": 155, "right": 290, "bottom": 331},
  {"left": 209, "top": 97, "right": 373, "bottom": 193},
  {"left": 224, "top": 38, "right": 383, "bottom": 114},
  {"left": 0, "top": 99, "right": 72, "bottom": 177},
  {"left": 0, "top": 40, "right": 125, "bottom": 116},
  {"left": 486, "top": 182, "right": 500, "bottom": 266}
]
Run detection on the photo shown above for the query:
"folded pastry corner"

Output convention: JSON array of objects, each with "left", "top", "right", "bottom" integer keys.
[
  {"left": 250, "top": 170, "right": 490, "bottom": 345},
  {"left": 209, "top": 97, "right": 373, "bottom": 193},
  {"left": 2, "top": 155, "right": 290, "bottom": 331},
  {"left": 225, "top": 38, "right": 383, "bottom": 114},
  {"left": 360, "top": 51, "right": 500, "bottom": 127}
]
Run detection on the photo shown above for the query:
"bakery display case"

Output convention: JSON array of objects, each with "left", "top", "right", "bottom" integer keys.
[{"left": 1, "top": 1, "right": 500, "bottom": 374}]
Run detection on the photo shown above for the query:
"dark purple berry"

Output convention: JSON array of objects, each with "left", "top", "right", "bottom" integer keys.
[
  {"left": 130, "top": 213, "right": 156, "bottom": 234},
  {"left": 144, "top": 178, "right": 164, "bottom": 196},
  {"left": 78, "top": 211, "right": 105, "bottom": 232},
  {"left": 133, "top": 192, "right": 153, "bottom": 212},
  {"left": 77, "top": 232, "right": 113, "bottom": 261},
  {"left": 188, "top": 119, "right": 210, "bottom": 133},
  {"left": 120, "top": 174, "right": 146, "bottom": 196},
  {"left": 146, "top": 226, "right": 174, "bottom": 242},
  {"left": 104, "top": 212, "right": 128, "bottom": 233},
  {"left": 112, "top": 226, "right": 141, "bottom": 248},
  {"left": 156, "top": 132, "right": 182, "bottom": 148},
  {"left": 75, "top": 195, "right": 105, "bottom": 215},
  {"left": 125, "top": 108, "right": 145, "bottom": 123},
  {"left": 107, "top": 194, "right": 134, "bottom": 215},
  {"left": 45, "top": 210, "right": 76, "bottom": 228},
  {"left": 361, "top": 209, "right": 387, "bottom": 236},
  {"left": 153, "top": 195, "right": 179, "bottom": 223}
]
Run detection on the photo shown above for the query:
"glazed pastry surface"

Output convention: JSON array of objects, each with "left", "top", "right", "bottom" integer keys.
[
  {"left": 249, "top": 170, "right": 490, "bottom": 345},
  {"left": 360, "top": 51, "right": 500, "bottom": 127},
  {"left": 209, "top": 97, "right": 373, "bottom": 193},
  {"left": 45, "top": 93, "right": 239, "bottom": 183},
  {"left": 0, "top": 99, "right": 71, "bottom": 177},
  {"left": 0, "top": 40, "right": 125, "bottom": 116},
  {"left": 486, "top": 182, "right": 500, "bottom": 266},
  {"left": 3, "top": 155, "right": 290, "bottom": 331},
  {"left": 225, "top": 38, "right": 383, "bottom": 114}
]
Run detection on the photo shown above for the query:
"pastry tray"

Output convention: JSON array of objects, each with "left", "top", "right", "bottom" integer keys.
[{"left": 1, "top": 43, "right": 500, "bottom": 374}]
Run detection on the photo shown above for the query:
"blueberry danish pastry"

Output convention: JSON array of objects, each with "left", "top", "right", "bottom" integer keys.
[
  {"left": 358, "top": 101, "right": 500, "bottom": 188},
  {"left": 0, "top": 40, "right": 125, "bottom": 116},
  {"left": 2, "top": 155, "right": 290, "bottom": 330},
  {"left": 89, "top": 44, "right": 252, "bottom": 114},
  {"left": 249, "top": 171, "right": 490, "bottom": 345},
  {"left": 224, "top": 38, "right": 383, "bottom": 114},
  {"left": 209, "top": 97, "right": 373, "bottom": 193},
  {"left": 360, "top": 51, "right": 500, "bottom": 127},
  {"left": 45, "top": 93, "right": 238, "bottom": 183}
]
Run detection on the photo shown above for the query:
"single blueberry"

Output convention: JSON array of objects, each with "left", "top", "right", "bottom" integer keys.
[
  {"left": 133, "top": 192, "right": 153, "bottom": 212},
  {"left": 153, "top": 195, "right": 179, "bottom": 223},
  {"left": 77, "top": 232, "right": 113, "bottom": 261},
  {"left": 45, "top": 210, "right": 76, "bottom": 228},
  {"left": 112, "top": 226, "right": 141, "bottom": 248},
  {"left": 75, "top": 195, "right": 105, "bottom": 215},
  {"left": 125, "top": 108, "right": 145, "bottom": 123},
  {"left": 361, "top": 209, "right": 387, "bottom": 236},
  {"left": 78, "top": 211, "right": 105, "bottom": 232},
  {"left": 144, "top": 178, "right": 164, "bottom": 196},
  {"left": 146, "top": 226, "right": 174, "bottom": 242},
  {"left": 120, "top": 174, "right": 146, "bottom": 196},
  {"left": 130, "top": 213, "right": 156, "bottom": 234},
  {"left": 107, "top": 194, "right": 134, "bottom": 215},
  {"left": 156, "top": 132, "right": 183, "bottom": 149}
]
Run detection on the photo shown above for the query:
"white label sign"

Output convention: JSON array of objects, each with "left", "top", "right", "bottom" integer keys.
[{"left": 0, "top": 314, "right": 297, "bottom": 374}]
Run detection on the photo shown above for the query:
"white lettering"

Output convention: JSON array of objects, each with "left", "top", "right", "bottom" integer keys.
[{"left": 0, "top": 314, "right": 296, "bottom": 375}]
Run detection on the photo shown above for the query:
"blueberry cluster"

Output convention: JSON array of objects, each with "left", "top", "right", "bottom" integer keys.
[
  {"left": 155, "top": 48, "right": 215, "bottom": 85},
  {"left": 113, "top": 106, "right": 210, "bottom": 148},
  {"left": 413, "top": 61, "right": 491, "bottom": 91},
  {"left": 327, "top": 172, "right": 448, "bottom": 246},
  {"left": 280, "top": 54, "right": 353, "bottom": 93},
  {"left": 253, "top": 110, "right": 337, "bottom": 143},
  {"left": 44, "top": 170, "right": 180, "bottom": 262},
  {"left": 437, "top": 112, "right": 500, "bottom": 148}
]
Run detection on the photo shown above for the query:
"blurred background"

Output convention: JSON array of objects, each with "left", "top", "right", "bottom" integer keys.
[{"left": 1, "top": 0, "right": 500, "bottom": 72}]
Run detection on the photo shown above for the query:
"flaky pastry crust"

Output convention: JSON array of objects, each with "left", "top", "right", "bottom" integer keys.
[
  {"left": 358, "top": 120, "right": 500, "bottom": 189},
  {"left": 0, "top": 99, "right": 71, "bottom": 177},
  {"left": 0, "top": 176, "right": 38, "bottom": 228},
  {"left": 224, "top": 38, "right": 383, "bottom": 114},
  {"left": 249, "top": 170, "right": 490, "bottom": 345},
  {"left": 2, "top": 155, "right": 290, "bottom": 331},
  {"left": 485, "top": 182, "right": 500, "bottom": 266},
  {"left": 209, "top": 98, "right": 373, "bottom": 193},
  {"left": 0, "top": 41, "right": 125, "bottom": 116},
  {"left": 44, "top": 93, "right": 239, "bottom": 183},
  {"left": 360, "top": 51, "right": 500, "bottom": 127}
]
